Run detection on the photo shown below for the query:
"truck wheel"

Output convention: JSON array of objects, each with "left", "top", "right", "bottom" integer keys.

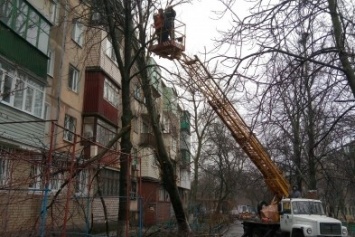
[{"left": 291, "top": 229, "right": 304, "bottom": 237}]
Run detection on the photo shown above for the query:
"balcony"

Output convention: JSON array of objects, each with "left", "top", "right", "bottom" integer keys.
[{"left": 179, "top": 149, "right": 190, "bottom": 170}]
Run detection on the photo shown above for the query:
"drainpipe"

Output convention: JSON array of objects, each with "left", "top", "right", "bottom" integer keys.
[
  {"left": 40, "top": 1, "right": 69, "bottom": 235},
  {"left": 53, "top": 0, "right": 69, "bottom": 144}
]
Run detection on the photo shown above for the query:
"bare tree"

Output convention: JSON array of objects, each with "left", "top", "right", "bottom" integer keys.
[
  {"left": 214, "top": 0, "right": 355, "bottom": 96},
  {"left": 199, "top": 121, "right": 248, "bottom": 213},
  {"left": 188, "top": 92, "right": 216, "bottom": 206},
  {"left": 209, "top": 0, "right": 355, "bottom": 195}
]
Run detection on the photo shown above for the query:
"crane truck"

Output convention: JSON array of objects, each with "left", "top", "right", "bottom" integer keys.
[{"left": 149, "top": 18, "right": 348, "bottom": 237}]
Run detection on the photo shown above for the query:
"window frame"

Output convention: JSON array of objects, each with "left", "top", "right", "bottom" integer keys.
[
  {"left": 72, "top": 19, "right": 84, "bottom": 46},
  {"left": 103, "top": 78, "right": 119, "bottom": 108},
  {"left": 63, "top": 114, "right": 76, "bottom": 142},
  {"left": 28, "top": 163, "right": 43, "bottom": 190},
  {"left": 162, "top": 116, "right": 170, "bottom": 133},
  {"left": 105, "top": 38, "right": 117, "bottom": 64},
  {"left": 99, "top": 168, "right": 120, "bottom": 196},
  {"left": 129, "top": 182, "right": 137, "bottom": 200},
  {"left": 0, "top": 67, "right": 45, "bottom": 118},
  {"left": 96, "top": 118, "right": 117, "bottom": 146},
  {"left": 158, "top": 188, "right": 170, "bottom": 202},
  {"left": 49, "top": 161, "right": 64, "bottom": 193},
  {"left": 68, "top": 64, "right": 79, "bottom": 92},
  {"left": 47, "top": 49, "right": 55, "bottom": 77},
  {"left": 50, "top": 0, "right": 59, "bottom": 25},
  {"left": 0, "top": 156, "right": 9, "bottom": 187}
]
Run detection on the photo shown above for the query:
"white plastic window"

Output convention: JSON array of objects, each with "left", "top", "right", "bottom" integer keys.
[
  {"left": 72, "top": 20, "right": 84, "bottom": 46},
  {"left": 68, "top": 65, "right": 79, "bottom": 92},
  {"left": 0, "top": 67, "right": 45, "bottom": 118},
  {"left": 64, "top": 114, "right": 76, "bottom": 142}
]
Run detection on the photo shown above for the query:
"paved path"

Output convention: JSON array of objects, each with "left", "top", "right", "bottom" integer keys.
[{"left": 222, "top": 220, "right": 244, "bottom": 237}]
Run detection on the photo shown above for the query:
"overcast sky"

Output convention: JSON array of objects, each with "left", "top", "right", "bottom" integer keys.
[{"left": 178, "top": 0, "right": 223, "bottom": 55}]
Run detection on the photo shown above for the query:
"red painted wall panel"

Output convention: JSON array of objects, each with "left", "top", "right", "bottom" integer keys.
[
  {"left": 141, "top": 181, "right": 172, "bottom": 226},
  {"left": 83, "top": 71, "right": 119, "bottom": 125}
]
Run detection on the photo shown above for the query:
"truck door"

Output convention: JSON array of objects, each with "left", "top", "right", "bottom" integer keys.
[{"left": 280, "top": 200, "right": 292, "bottom": 232}]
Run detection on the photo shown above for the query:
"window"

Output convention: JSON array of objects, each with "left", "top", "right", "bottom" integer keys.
[
  {"left": 50, "top": 0, "right": 59, "bottom": 25},
  {"left": 162, "top": 116, "right": 170, "bottom": 133},
  {"left": 75, "top": 169, "right": 88, "bottom": 196},
  {"left": 0, "top": 156, "right": 9, "bottom": 187},
  {"left": 72, "top": 19, "right": 84, "bottom": 46},
  {"left": 158, "top": 188, "right": 169, "bottom": 202},
  {"left": 68, "top": 65, "right": 79, "bottom": 92},
  {"left": 96, "top": 119, "right": 117, "bottom": 146},
  {"left": 282, "top": 201, "right": 291, "bottom": 214},
  {"left": 49, "top": 173, "right": 62, "bottom": 192},
  {"left": 1, "top": 72, "right": 13, "bottom": 103},
  {"left": 47, "top": 50, "right": 55, "bottom": 76},
  {"left": 0, "top": 0, "right": 50, "bottom": 53},
  {"left": 64, "top": 114, "right": 76, "bottom": 142},
  {"left": 141, "top": 120, "right": 151, "bottom": 133},
  {"left": 99, "top": 169, "right": 119, "bottom": 196},
  {"left": 103, "top": 78, "right": 119, "bottom": 107},
  {"left": 130, "top": 182, "right": 137, "bottom": 200},
  {"left": 49, "top": 160, "right": 63, "bottom": 192},
  {"left": 28, "top": 164, "right": 42, "bottom": 190},
  {"left": 0, "top": 65, "right": 45, "bottom": 118},
  {"left": 133, "top": 83, "right": 146, "bottom": 104},
  {"left": 292, "top": 201, "right": 325, "bottom": 215},
  {"left": 105, "top": 38, "right": 117, "bottom": 63},
  {"left": 172, "top": 138, "right": 177, "bottom": 152},
  {"left": 133, "top": 84, "right": 143, "bottom": 102}
]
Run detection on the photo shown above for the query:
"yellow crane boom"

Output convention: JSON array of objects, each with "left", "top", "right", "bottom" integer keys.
[{"left": 177, "top": 53, "right": 290, "bottom": 200}]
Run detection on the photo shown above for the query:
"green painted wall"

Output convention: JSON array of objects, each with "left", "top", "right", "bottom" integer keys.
[
  {"left": 0, "top": 23, "right": 47, "bottom": 79},
  {"left": 180, "top": 110, "right": 190, "bottom": 132}
]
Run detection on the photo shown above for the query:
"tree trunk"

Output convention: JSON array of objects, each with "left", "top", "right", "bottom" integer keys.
[
  {"left": 138, "top": 63, "right": 192, "bottom": 236},
  {"left": 327, "top": 0, "right": 355, "bottom": 99}
]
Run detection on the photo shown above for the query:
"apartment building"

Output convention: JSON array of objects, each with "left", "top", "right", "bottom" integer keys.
[
  {"left": 0, "top": 0, "right": 190, "bottom": 234},
  {"left": 0, "top": 0, "right": 56, "bottom": 235}
]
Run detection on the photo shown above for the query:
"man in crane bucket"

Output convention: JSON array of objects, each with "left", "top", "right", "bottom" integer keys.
[{"left": 164, "top": 6, "right": 176, "bottom": 40}]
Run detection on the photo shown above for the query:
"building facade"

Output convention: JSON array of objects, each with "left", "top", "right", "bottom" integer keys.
[{"left": 0, "top": 0, "right": 190, "bottom": 235}]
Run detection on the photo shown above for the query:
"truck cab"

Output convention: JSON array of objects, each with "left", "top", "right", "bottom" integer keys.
[{"left": 280, "top": 198, "right": 348, "bottom": 237}]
